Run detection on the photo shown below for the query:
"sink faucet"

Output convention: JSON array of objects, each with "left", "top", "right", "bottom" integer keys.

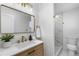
[
  {"left": 21, "top": 36, "right": 27, "bottom": 42},
  {"left": 17, "top": 36, "right": 27, "bottom": 43}
]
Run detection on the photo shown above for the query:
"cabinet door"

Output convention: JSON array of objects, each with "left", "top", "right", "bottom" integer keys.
[{"left": 27, "top": 46, "right": 43, "bottom": 56}]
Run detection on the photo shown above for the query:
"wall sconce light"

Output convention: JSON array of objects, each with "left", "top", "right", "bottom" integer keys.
[{"left": 20, "top": 3, "right": 32, "bottom": 8}]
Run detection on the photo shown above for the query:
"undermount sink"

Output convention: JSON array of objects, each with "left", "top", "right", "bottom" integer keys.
[{"left": 16, "top": 40, "right": 37, "bottom": 48}]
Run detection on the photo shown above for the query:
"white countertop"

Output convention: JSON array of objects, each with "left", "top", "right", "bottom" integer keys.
[{"left": 0, "top": 40, "right": 43, "bottom": 56}]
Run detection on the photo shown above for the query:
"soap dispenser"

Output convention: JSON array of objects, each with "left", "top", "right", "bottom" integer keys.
[{"left": 29, "top": 35, "right": 32, "bottom": 41}]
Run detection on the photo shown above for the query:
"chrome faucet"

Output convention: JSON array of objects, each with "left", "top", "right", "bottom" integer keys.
[
  {"left": 21, "top": 36, "right": 27, "bottom": 42},
  {"left": 17, "top": 36, "right": 27, "bottom": 43},
  {"left": 21, "top": 36, "right": 24, "bottom": 42}
]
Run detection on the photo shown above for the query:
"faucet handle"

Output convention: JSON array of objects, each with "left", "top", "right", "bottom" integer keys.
[
  {"left": 17, "top": 40, "right": 20, "bottom": 43},
  {"left": 25, "top": 38, "right": 27, "bottom": 41},
  {"left": 21, "top": 36, "right": 25, "bottom": 42}
]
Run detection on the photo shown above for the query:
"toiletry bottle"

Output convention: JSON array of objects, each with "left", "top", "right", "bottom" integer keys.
[{"left": 29, "top": 35, "right": 32, "bottom": 41}]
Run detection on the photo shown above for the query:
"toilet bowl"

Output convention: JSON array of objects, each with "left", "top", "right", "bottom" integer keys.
[
  {"left": 67, "top": 44, "right": 77, "bottom": 51},
  {"left": 67, "top": 44, "right": 77, "bottom": 56},
  {"left": 66, "top": 37, "right": 77, "bottom": 56}
]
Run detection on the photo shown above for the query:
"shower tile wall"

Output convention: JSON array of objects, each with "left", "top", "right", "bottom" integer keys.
[
  {"left": 63, "top": 7, "right": 79, "bottom": 56},
  {"left": 63, "top": 7, "right": 79, "bottom": 50}
]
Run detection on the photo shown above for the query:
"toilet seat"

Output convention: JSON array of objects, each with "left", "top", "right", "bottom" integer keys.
[{"left": 67, "top": 44, "right": 77, "bottom": 51}]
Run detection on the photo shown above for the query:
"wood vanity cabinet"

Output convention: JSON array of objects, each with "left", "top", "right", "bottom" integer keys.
[{"left": 15, "top": 43, "right": 44, "bottom": 56}]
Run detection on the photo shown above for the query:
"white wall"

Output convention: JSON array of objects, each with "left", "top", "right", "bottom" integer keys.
[
  {"left": 32, "top": 3, "right": 39, "bottom": 26},
  {"left": 38, "top": 3, "right": 54, "bottom": 56},
  {"left": 54, "top": 3, "right": 79, "bottom": 14}
]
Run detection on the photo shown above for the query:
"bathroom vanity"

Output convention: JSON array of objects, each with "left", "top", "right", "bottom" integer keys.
[
  {"left": 0, "top": 40, "right": 44, "bottom": 56},
  {"left": 15, "top": 43, "right": 43, "bottom": 56}
]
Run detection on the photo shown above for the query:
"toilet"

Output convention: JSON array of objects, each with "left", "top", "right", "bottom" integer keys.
[{"left": 66, "top": 37, "right": 77, "bottom": 56}]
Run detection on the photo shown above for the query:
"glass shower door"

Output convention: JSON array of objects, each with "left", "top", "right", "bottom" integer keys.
[{"left": 54, "top": 15, "right": 63, "bottom": 56}]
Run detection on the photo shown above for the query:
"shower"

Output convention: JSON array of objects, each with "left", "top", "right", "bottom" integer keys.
[{"left": 54, "top": 15, "right": 63, "bottom": 56}]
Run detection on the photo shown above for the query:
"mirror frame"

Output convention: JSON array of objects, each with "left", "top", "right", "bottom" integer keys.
[{"left": 0, "top": 4, "right": 35, "bottom": 33}]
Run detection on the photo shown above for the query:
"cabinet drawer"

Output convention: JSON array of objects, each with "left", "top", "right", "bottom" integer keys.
[
  {"left": 15, "top": 43, "right": 44, "bottom": 56},
  {"left": 27, "top": 44, "right": 43, "bottom": 56}
]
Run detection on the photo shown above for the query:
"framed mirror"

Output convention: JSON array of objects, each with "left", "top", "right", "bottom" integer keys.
[{"left": 1, "top": 5, "right": 35, "bottom": 33}]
